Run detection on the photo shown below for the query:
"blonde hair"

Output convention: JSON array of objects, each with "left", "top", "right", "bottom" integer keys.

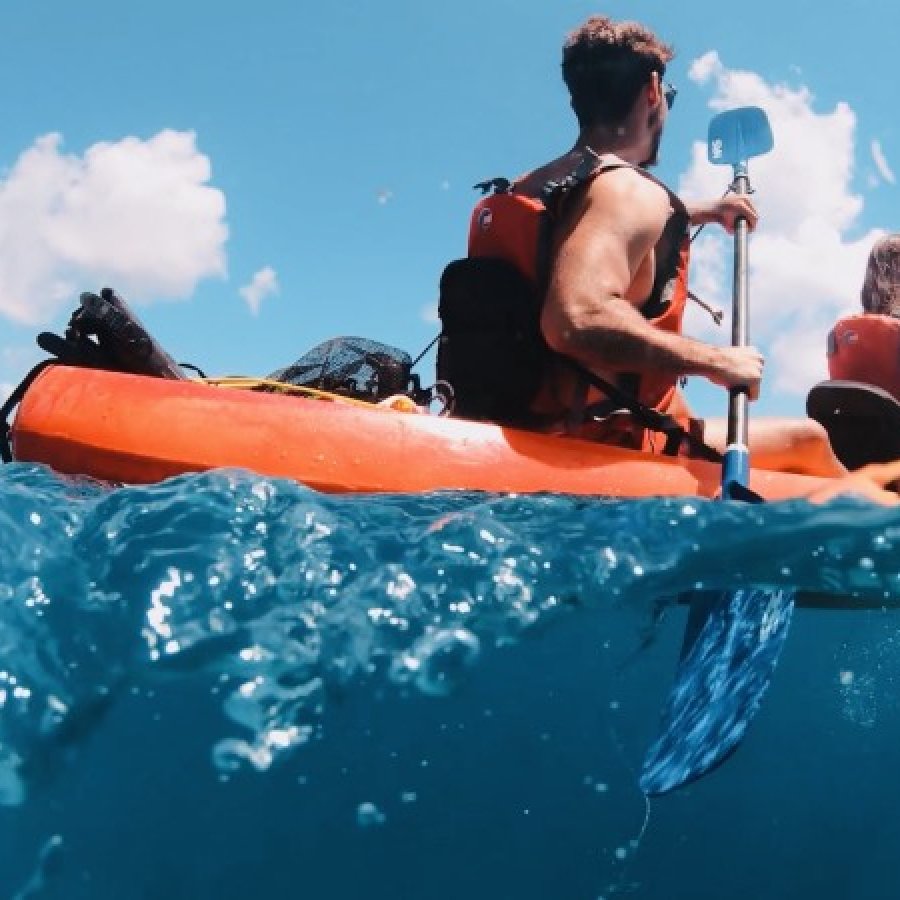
[{"left": 861, "top": 234, "right": 900, "bottom": 316}]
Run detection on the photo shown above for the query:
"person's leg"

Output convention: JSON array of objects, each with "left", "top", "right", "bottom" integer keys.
[{"left": 703, "top": 417, "right": 847, "bottom": 477}]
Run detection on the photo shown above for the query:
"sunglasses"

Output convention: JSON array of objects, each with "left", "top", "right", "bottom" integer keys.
[{"left": 663, "top": 80, "right": 677, "bottom": 110}]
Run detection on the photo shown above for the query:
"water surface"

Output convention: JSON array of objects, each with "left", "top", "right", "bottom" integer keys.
[{"left": 1, "top": 464, "right": 898, "bottom": 899}]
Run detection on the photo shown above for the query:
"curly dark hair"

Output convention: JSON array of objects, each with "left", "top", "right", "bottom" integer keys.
[
  {"left": 562, "top": 16, "right": 674, "bottom": 129},
  {"left": 861, "top": 234, "right": 900, "bottom": 317}
]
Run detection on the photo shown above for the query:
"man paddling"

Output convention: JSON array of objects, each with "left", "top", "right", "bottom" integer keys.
[{"left": 439, "top": 15, "right": 844, "bottom": 477}]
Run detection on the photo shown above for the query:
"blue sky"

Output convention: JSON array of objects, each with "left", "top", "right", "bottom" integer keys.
[{"left": 0, "top": 0, "right": 897, "bottom": 419}]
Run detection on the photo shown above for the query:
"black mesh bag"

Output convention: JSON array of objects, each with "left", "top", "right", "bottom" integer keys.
[{"left": 269, "top": 337, "right": 423, "bottom": 403}]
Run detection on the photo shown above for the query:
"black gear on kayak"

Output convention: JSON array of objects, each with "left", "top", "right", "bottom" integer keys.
[
  {"left": 1, "top": 288, "right": 188, "bottom": 464},
  {"left": 269, "top": 337, "right": 439, "bottom": 407},
  {"left": 36, "top": 288, "right": 187, "bottom": 380},
  {"left": 438, "top": 257, "right": 547, "bottom": 426}
]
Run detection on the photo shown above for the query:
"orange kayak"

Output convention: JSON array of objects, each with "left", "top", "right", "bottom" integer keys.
[{"left": 7, "top": 364, "right": 837, "bottom": 500}]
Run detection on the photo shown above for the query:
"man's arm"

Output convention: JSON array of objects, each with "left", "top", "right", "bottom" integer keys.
[
  {"left": 540, "top": 169, "right": 763, "bottom": 396},
  {"left": 685, "top": 195, "right": 758, "bottom": 233}
]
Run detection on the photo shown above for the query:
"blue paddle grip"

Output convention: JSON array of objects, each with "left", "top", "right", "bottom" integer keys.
[{"left": 722, "top": 444, "right": 750, "bottom": 493}]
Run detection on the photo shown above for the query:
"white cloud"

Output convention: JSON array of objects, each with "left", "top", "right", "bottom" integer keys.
[
  {"left": 871, "top": 139, "right": 896, "bottom": 185},
  {"left": 0, "top": 131, "right": 227, "bottom": 326},
  {"left": 239, "top": 266, "right": 279, "bottom": 316},
  {"left": 680, "top": 53, "right": 881, "bottom": 396},
  {"left": 688, "top": 51, "right": 724, "bottom": 85}
]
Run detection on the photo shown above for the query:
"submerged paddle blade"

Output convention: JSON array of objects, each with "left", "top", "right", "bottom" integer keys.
[
  {"left": 707, "top": 106, "right": 774, "bottom": 167},
  {"left": 640, "top": 586, "right": 794, "bottom": 796}
]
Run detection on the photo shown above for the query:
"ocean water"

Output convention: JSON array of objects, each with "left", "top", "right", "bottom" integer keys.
[{"left": 1, "top": 463, "right": 899, "bottom": 899}]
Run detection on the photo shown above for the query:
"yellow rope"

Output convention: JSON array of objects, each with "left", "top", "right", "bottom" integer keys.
[{"left": 195, "top": 376, "right": 379, "bottom": 408}]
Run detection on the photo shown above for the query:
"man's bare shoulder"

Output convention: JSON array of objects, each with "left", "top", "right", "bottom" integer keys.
[{"left": 582, "top": 164, "right": 671, "bottom": 221}]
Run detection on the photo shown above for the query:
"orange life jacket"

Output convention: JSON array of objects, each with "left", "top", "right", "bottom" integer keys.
[
  {"left": 827, "top": 313, "right": 900, "bottom": 402},
  {"left": 465, "top": 151, "right": 694, "bottom": 453}
]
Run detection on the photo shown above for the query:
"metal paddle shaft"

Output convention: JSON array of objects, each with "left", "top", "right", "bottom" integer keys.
[
  {"left": 724, "top": 169, "right": 750, "bottom": 491},
  {"left": 640, "top": 107, "right": 790, "bottom": 797}
]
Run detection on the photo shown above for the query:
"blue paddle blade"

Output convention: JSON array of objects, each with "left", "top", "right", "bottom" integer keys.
[
  {"left": 640, "top": 586, "right": 794, "bottom": 796},
  {"left": 707, "top": 106, "right": 774, "bottom": 166}
]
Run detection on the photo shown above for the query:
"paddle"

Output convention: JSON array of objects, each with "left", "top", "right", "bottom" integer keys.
[{"left": 640, "top": 107, "right": 796, "bottom": 796}]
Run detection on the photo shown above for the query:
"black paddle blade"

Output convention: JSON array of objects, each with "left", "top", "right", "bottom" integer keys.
[{"left": 640, "top": 587, "right": 795, "bottom": 796}]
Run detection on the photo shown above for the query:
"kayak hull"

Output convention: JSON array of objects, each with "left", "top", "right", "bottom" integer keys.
[{"left": 11, "top": 365, "right": 830, "bottom": 500}]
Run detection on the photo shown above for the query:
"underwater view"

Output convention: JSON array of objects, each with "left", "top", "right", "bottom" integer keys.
[{"left": 1, "top": 463, "right": 899, "bottom": 898}]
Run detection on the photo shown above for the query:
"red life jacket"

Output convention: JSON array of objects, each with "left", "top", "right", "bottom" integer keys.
[
  {"left": 463, "top": 150, "right": 694, "bottom": 452},
  {"left": 827, "top": 313, "right": 900, "bottom": 402}
]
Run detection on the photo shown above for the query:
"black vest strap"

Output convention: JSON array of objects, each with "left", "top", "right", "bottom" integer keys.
[
  {"left": 569, "top": 360, "right": 722, "bottom": 463},
  {"left": 540, "top": 150, "right": 629, "bottom": 215}
]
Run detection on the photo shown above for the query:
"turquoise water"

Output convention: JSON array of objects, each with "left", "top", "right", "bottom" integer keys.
[{"left": 1, "top": 463, "right": 899, "bottom": 898}]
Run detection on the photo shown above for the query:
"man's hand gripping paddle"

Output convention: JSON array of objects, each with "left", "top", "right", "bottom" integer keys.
[{"left": 640, "top": 107, "right": 794, "bottom": 796}]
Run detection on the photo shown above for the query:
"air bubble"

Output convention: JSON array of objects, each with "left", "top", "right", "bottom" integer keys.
[{"left": 356, "top": 802, "right": 387, "bottom": 828}]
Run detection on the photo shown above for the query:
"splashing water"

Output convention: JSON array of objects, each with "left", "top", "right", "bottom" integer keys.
[{"left": 0, "top": 463, "right": 899, "bottom": 898}]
